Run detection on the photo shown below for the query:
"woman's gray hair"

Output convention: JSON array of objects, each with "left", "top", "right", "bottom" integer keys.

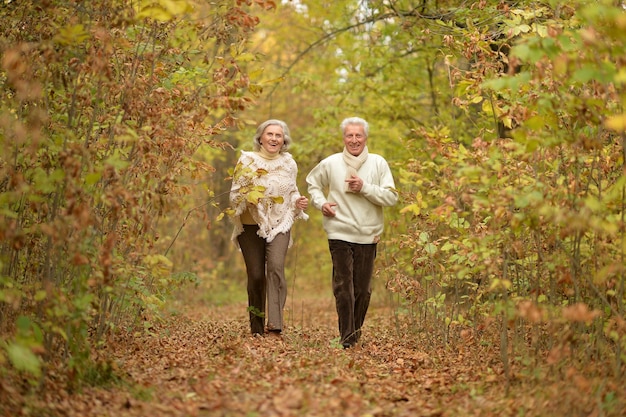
[
  {"left": 340, "top": 117, "right": 369, "bottom": 138},
  {"left": 253, "top": 119, "right": 292, "bottom": 152}
]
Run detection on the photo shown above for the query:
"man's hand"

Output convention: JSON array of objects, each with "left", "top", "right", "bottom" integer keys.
[
  {"left": 345, "top": 175, "right": 363, "bottom": 193},
  {"left": 322, "top": 202, "right": 338, "bottom": 217}
]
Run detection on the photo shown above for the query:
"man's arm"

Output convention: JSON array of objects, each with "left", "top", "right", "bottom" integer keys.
[
  {"left": 360, "top": 158, "right": 398, "bottom": 207},
  {"left": 305, "top": 161, "right": 328, "bottom": 211}
]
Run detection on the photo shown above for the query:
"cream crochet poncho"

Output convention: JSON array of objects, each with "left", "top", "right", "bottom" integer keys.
[{"left": 230, "top": 151, "right": 308, "bottom": 244}]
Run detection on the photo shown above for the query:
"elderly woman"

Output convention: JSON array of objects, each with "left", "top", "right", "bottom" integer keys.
[{"left": 230, "top": 119, "right": 308, "bottom": 338}]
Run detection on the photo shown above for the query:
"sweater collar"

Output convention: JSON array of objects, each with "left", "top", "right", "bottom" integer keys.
[{"left": 256, "top": 148, "right": 281, "bottom": 160}]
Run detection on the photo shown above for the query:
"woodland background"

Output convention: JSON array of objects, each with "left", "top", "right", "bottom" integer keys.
[{"left": 1, "top": 0, "right": 626, "bottom": 416}]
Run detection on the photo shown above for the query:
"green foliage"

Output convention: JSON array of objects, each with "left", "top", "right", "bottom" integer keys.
[
  {"left": 80, "top": 358, "right": 121, "bottom": 388},
  {"left": 247, "top": 306, "right": 265, "bottom": 319},
  {"left": 381, "top": 0, "right": 626, "bottom": 378},
  {"left": 4, "top": 316, "right": 44, "bottom": 379}
]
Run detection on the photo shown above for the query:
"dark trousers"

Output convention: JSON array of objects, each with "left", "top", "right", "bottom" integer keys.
[
  {"left": 328, "top": 239, "right": 377, "bottom": 346},
  {"left": 237, "top": 225, "right": 290, "bottom": 335}
]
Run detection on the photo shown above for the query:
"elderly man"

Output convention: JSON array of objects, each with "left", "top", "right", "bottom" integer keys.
[{"left": 306, "top": 117, "right": 398, "bottom": 348}]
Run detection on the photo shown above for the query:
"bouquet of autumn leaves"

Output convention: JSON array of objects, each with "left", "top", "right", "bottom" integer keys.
[{"left": 220, "top": 160, "right": 284, "bottom": 221}]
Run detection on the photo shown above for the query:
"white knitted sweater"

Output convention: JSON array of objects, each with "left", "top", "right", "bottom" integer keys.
[
  {"left": 306, "top": 151, "right": 398, "bottom": 244},
  {"left": 230, "top": 151, "right": 308, "bottom": 244}
]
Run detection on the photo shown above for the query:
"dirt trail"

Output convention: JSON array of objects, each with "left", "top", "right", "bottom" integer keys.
[
  {"left": 4, "top": 291, "right": 619, "bottom": 417},
  {"left": 19, "top": 294, "right": 497, "bottom": 417}
]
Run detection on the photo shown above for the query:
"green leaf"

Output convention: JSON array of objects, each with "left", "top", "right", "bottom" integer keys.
[
  {"left": 510, "top": 24, "right": 531, "bottom": 36},
  {"left": 85, "top": 172, "right": 102, "bottom": 186},
  {"left": 104, "top": 152, "right": 130, "bottom": 170},
  {"left": 6, "top": 342, "right": 42, "bottom": 377},
  {"left": 572, "top": 66, "right": 599, "bottom": 83},
  {"left": 32, "top": 167, "right": 64, "bottom": 194},
  {"left": 481, "top": 72, "right": 531, "bottom": 92},
  {"left": 424, "top": 243, "right": 437, "bottom": 255},
  {"left": 440, "top": 242, "right": 455, "bottom": 251},
  {"left": 511, "top": 42, "right": 545, "bottom": 63}
]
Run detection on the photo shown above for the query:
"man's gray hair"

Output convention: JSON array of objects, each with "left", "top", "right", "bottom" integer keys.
[{"left": 340, "top": 117, "right": 369, "bottom": 138}]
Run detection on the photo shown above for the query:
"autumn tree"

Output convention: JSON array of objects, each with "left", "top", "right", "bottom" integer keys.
[{"left": 0, "top": 0, "right": 273, "bottom": 383}]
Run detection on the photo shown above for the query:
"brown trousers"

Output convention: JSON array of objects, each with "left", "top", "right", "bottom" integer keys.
[
  {"left": 237, "top": 225, "right": 290, "bottom": 335},
  {"left": 328, "top": 239, "right": 377, "bottom": 347}
]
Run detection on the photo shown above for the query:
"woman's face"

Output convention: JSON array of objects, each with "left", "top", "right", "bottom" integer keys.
[
  {"left": 259, "top": 124, "right": 284, "bottom": 155},
  {"left": 343, "top": 124, "right": 367, "bottom": 156}
]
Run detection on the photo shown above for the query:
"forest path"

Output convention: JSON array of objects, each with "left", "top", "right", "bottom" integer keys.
[{"left": 32, "top": 290, "right": 516, "bottom": 417}]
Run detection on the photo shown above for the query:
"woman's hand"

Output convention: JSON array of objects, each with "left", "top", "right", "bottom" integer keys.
[{"left": 296, "top": 196, "right": 308, "bottom": 210}]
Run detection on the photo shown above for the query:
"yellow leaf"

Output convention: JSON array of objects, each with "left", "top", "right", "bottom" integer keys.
[
  {"left": 481, "top": 100, "right": 495, "bottom": 116},
  {"left": 136, "top": 6, "right": 172, "bottom": 21},
  {"left": 144, "top": 254, "right": 173, "bottom": 278},
  {"left": 262, "top": 76, "right": 286, "bottom": 85},
  {"left": 489, "top": 278, "right": 512, "bottom": 291},
  {"left": 160, "top": 0, "right": 193, "bottom": 14},
  {"left": 246, "top": 190, "right": 265, "bottom": 203},
  {"left": 236, "top": 52, "right": 256, "bottom": 62},
  {"left": 605, "top": 113, "right": 626, "bottom": 132},
  {"left": 400, "top": 203, "right": 421, "bottom": 215},
  {"left": 54, "top": 24, "right": 89, "bottom": 46},
  {"left": 136, "top": 0, "right": 193, "bottom": 22}
]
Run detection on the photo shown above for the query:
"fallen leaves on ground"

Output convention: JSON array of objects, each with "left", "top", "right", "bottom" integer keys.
[{"left": 1, "top": 295, "right": 624, "bottom": 417}]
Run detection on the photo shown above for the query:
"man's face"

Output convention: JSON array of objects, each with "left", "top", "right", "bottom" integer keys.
[{"left": 343, "top": 124, "right": 367, "bottom": 156}]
